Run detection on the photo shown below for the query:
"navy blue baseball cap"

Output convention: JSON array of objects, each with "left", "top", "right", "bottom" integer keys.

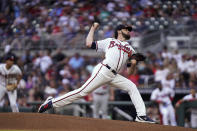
[
  {"left": 114, "top": 24, "right": 132, "bottom": 38},
  {"left": 115, "top": 25, "right": 132, "bottom": 32},
  {"left": 5, "top": 53, "right": 15, "bottom": 61}
]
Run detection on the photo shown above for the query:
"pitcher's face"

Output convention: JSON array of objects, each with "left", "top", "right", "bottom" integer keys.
[{"left": 121, "top": 29, "right": 130, "bottom": 40}]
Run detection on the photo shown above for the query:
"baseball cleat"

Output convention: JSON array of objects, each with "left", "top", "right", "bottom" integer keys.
[
  {"left": 135, "top": 116, "right": 156, "bottom": 124},
  {"left": 38, "top": 96, "right": 53, "bottom": 113}
]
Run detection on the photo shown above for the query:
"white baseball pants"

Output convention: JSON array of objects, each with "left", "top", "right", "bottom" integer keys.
[
  {"left": 53, "top": 63, "right": 146, "bottom": 116},
  {"left": 0, "top": 86, "right": 19, "bottom": 112},
  {"left": 160, "top": 104, "right": 177, "bottom": 126}
]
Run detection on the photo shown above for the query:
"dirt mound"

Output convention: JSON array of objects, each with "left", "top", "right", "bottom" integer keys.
[{"left": 0, "top": 113, "right": 194, "bottom": 131}]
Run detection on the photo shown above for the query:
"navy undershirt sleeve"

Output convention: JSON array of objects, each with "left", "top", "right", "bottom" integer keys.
[{"left": 91, "top": 41, "right": 96, "bottom": 49}]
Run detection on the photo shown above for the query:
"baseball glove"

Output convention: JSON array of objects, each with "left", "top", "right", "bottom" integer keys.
[
  {"left": 131, "top": 53, "right": 146, "bottom": 61},
  {"left": 6, "top": 84, "right": 17, "bottom": 91}
]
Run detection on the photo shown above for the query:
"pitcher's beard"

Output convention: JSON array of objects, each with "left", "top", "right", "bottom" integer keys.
[{"left": 122, "top": 31, "right": 130, "bottom": 40}]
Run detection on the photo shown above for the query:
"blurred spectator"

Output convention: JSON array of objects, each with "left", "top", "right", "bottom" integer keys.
[
  {"left": 154, "top": 63, "right": 169, "bottom": 82},
  {"left": 68, "top": 53, "right": 84, "bottom": 70},
  {"left": 172, "top": 49, "right": 182, "bottom": 63},
  {"left": 40, "top": 50, "right": 53, "bottom": 73},
  {"left": 161, "top": 46, "right": 172, "bottom": 60},
  {"left": 13, "top": 13, "right": 27, "bottom": 26},
  {"left": 128, "top": 69, "right": 139, "bottom": 86},
  {"left": 187, "top": 55, "right": 196, "bottom": 74},
  {"left": 52, "top": 48, "right": 66, "bottom": 63},
  {"left": 44, "top": 80, "right": 58, "bottom": 98}
]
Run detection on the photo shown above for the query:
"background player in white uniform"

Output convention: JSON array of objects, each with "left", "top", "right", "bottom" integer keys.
[
  {"left": 38, "top": 22, "right": 155, "bottom": 123},
  {"left": 0, "top": 53, "right": 22, "bottom": 112},
  {"left": 150, "top": 82, "right": 177, "bottom": 126},
  {"left": 91, "top": 85, "right": 114, "bottom": 119},
  {"left": 176, "top": 88, "right": 197, "bottom": 128}
]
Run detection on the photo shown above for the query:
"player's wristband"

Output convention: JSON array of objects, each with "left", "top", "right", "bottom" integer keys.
[{"left": 91, "top": 41, "right": 96, "bottom": 49}]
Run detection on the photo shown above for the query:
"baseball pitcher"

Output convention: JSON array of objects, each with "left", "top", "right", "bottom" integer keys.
[
  {"left": 0, "top": 53, "right": 22, "bottom": 112},
  {"left": 38, "top": 22, "right": 155, "bottom": 123}
]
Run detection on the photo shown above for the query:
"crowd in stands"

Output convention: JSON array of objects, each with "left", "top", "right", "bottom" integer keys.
[{"left": 0, "top": 0, "right": 197, "bottom": 50}]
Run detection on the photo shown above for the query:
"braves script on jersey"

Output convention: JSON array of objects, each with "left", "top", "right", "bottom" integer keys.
[
  {"left": 96, "top": 38, "right": 135, "bottom": 72},
  {"left": 52, "top": 37, "right": 146, "bottom": 116}
]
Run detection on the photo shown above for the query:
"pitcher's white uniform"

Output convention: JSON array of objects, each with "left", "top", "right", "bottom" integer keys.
[
  {"left": 0, "top": 64, "right": 22, "bottom": 112},
  {"left": 52, "top": 38, "right": 147, "bottom": 116},
  {"left": 151, "top": 87, "right": 177, "bottom": 126}
]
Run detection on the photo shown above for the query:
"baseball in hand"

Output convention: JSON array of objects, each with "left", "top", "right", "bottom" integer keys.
[{"left": 93, "top": 22, "right": 99, "bottom": 29}]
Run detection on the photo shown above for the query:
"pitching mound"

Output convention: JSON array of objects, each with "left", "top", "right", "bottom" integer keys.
[{"left": 0, "top": 113, "right": 194, "bottom": 131}]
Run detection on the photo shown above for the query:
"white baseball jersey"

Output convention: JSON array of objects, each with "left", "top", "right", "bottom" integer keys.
[
  {"left": 0, "top": 64, "right": 22, "bottom": 87},
  {"left": 151, "top": 87, "right": 174, "bottom": 106},
  {"left": 52, "top": 37, "right": 147, "bottom": 116},
  {"left": 0, "top": 63, "right": 22, "bottom": 112},
  {"left": 96, "top": 38, "right": 136, "bottom": 72}
]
